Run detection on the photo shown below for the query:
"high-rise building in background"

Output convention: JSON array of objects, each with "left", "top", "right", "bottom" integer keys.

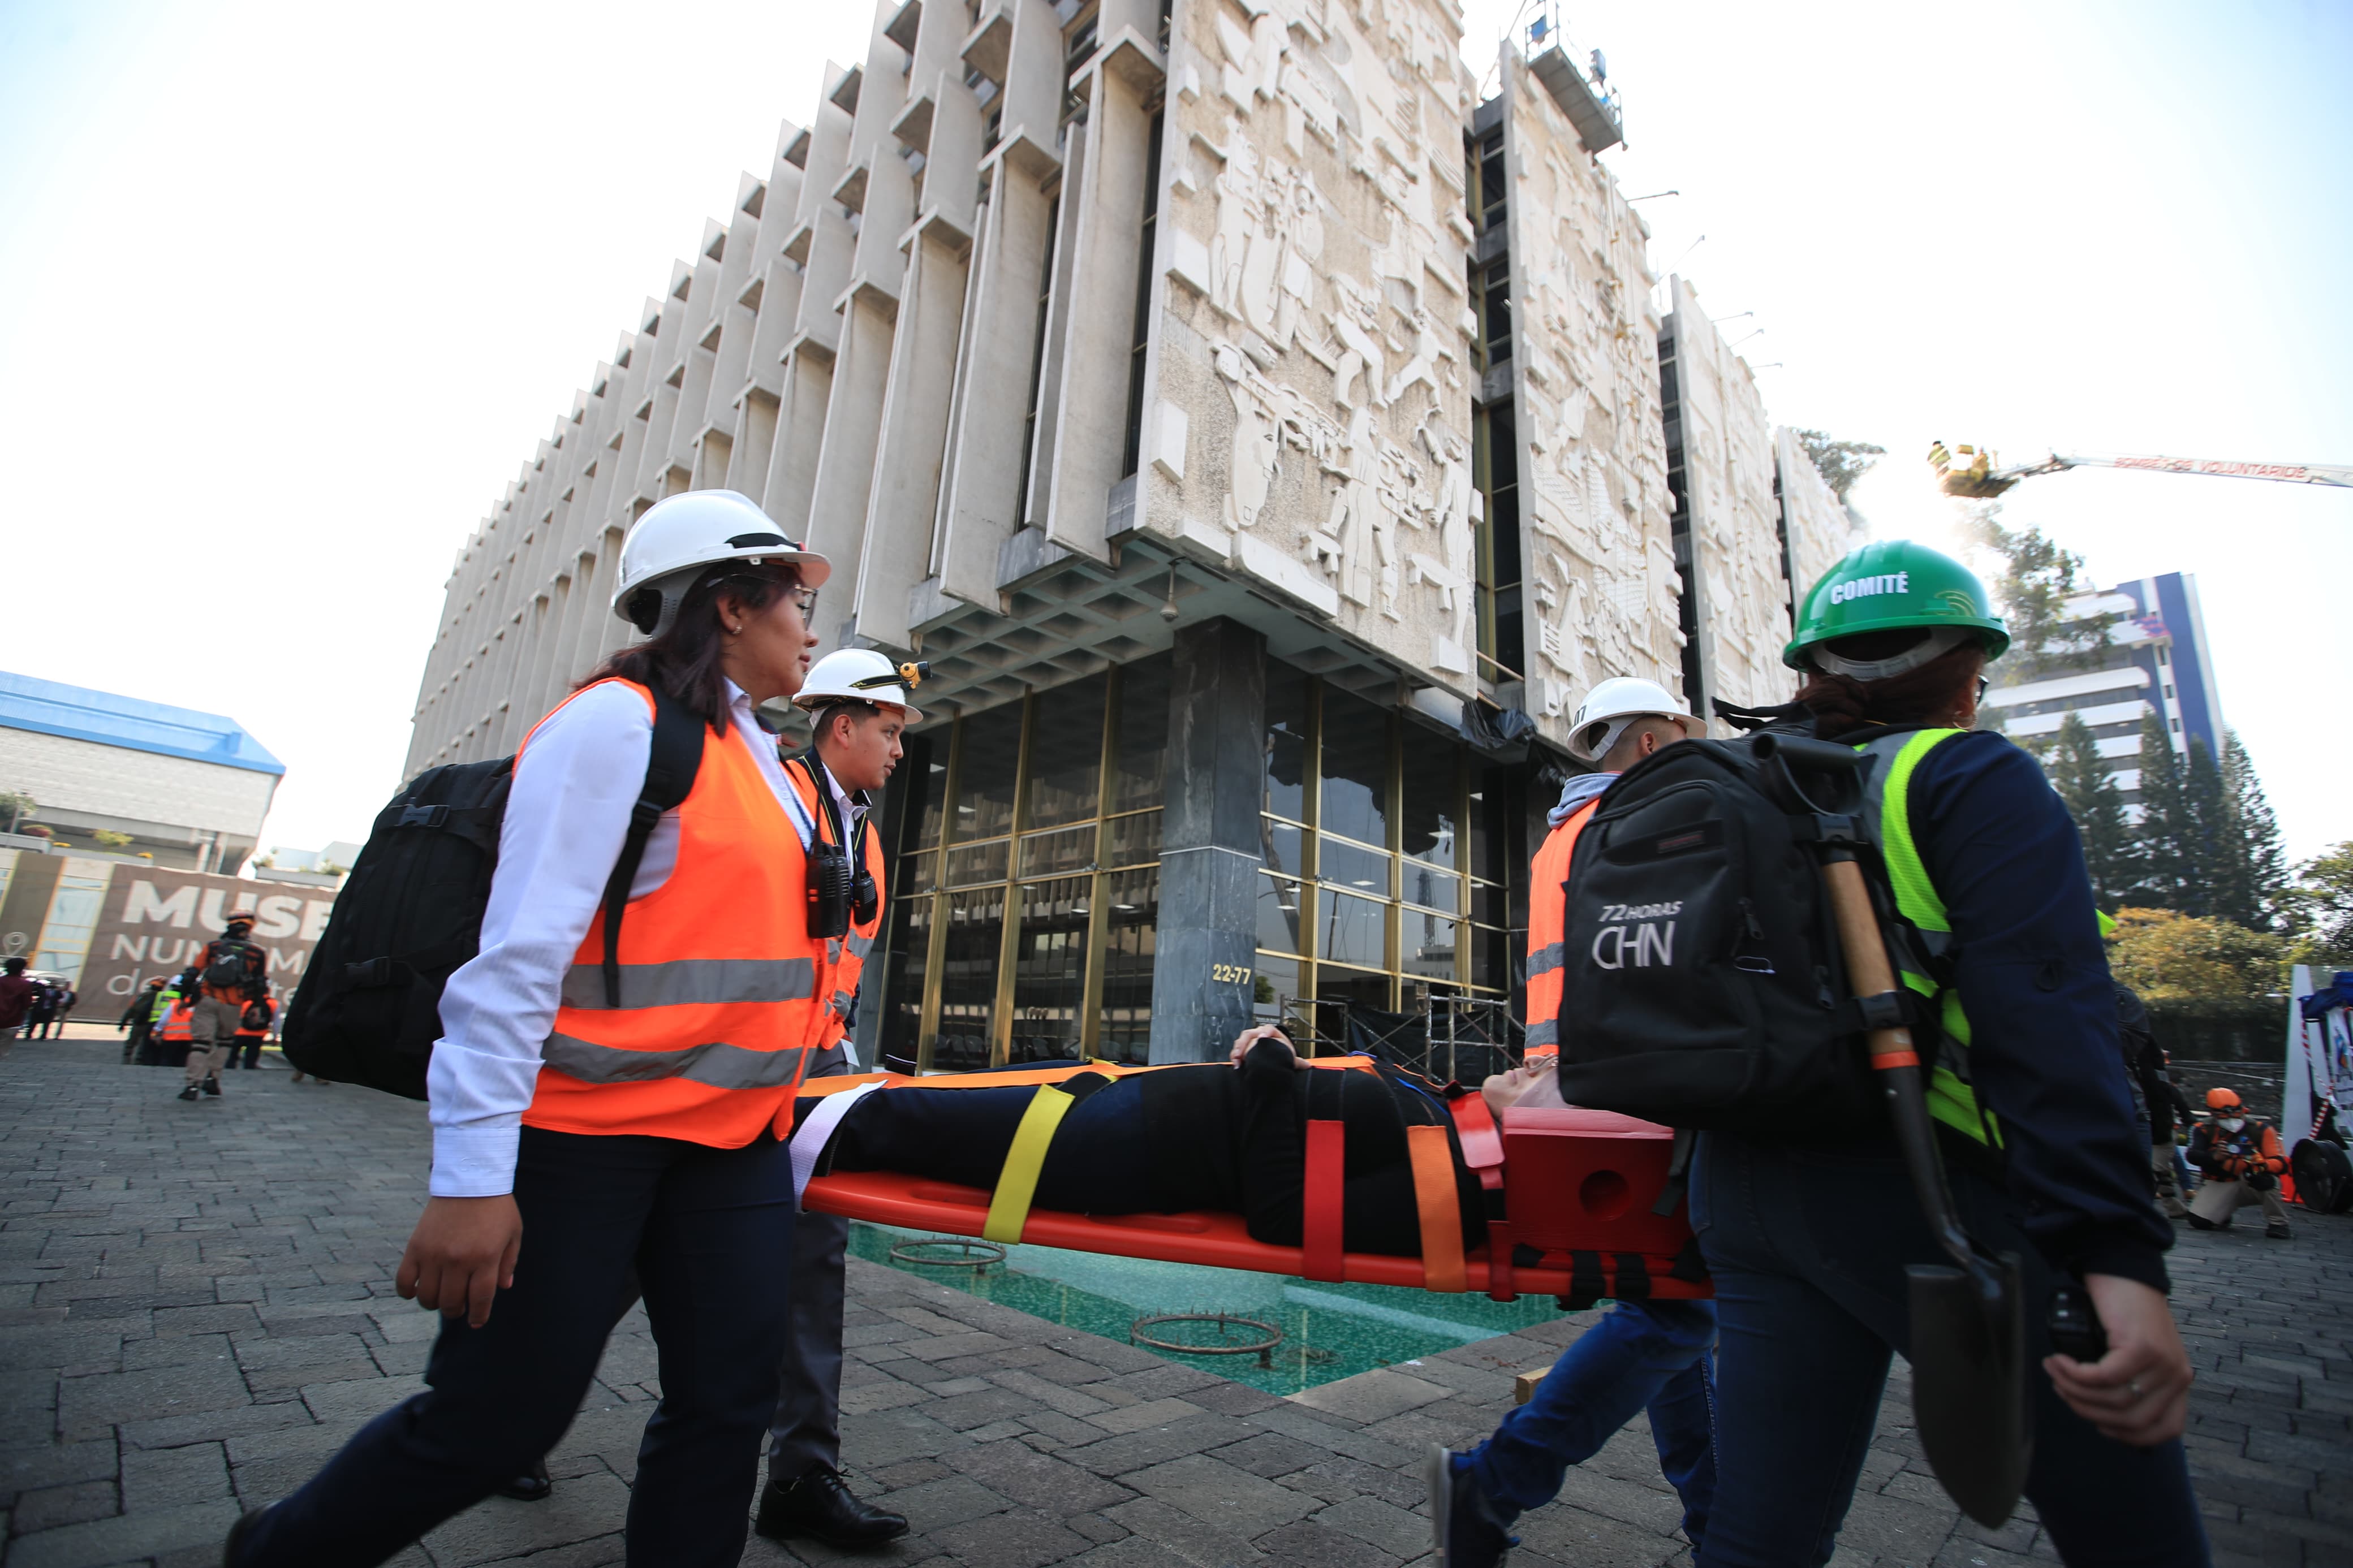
[
  {"left": 402, "top": 0, "right": 1855, "bottom": 1067},
  {"left": 1984, "top": 571, "right": 2226, "bottom": 810}
]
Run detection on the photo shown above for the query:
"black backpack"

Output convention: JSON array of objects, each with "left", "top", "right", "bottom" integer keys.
[
  {"left": 1554, "top": 734, "right": 1903, "bottom": 1137},
  {"left": 202, "top": 940, "right": 258, "bottom": 991},
  {"left": 282, "top": 685, "right": 706, "bottom": 1099}
]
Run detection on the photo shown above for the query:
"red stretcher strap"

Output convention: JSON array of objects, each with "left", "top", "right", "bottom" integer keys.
[
  {"left": 1406, "top": 1124, "right": 1468, "bottom": 1293},
  {"left": 1447, "top": 1092, "right": 1506, "bottom": 1191},
  {"left": 1302, "top": 1118, "right": 1345, "bottom": 1282}
]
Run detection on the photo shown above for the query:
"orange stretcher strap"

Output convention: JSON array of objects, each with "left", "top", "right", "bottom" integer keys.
[
  {"left": 793, "top": 1055, "right": 1381, "bottom": 1098},
  {"left": 1303, "top": 1118, "right": 1345, "bottom": 1282},
  {"left": 1446, "top": 1092, "right": 1506, "bottom": 1191},
  {"left": 1406, "top": 1123, "right": 1467, "bottom": 1293}
]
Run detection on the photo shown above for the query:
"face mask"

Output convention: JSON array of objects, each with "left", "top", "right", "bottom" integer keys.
[{"left": 2220, "top": 1118, "right": 2246, "bottom": 1133}]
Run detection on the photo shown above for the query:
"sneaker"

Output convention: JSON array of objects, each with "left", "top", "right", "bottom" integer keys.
[
  {"left": 2184, "top": 1213, "right": 2221, "bottom": 1231},
  {"left": 1428, "top": 1444, "right": 1516, "bottom": 1567},
  {"left": 177, "top": 1085, "right": 200, "bottom": 1102},
  {"left": 201, "top": 1075, "right": 222, "bottom": 1098},
  {"left": 2265, "top": 1222, "right": 2291, "bottom": 1240}
]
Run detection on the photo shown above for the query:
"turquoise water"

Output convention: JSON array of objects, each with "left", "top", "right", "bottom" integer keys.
[{"left": 849, "top": 1221, "right": 1565, "bottom": 1394}]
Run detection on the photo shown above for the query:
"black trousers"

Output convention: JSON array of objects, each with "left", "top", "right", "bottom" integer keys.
[{"left": 234, "top": 1125, "right": 798, "bottom": 1567}]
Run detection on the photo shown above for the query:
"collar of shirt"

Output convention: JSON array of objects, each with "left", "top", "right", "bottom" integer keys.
[{"left": 808, "top": 746, "right": 869, "bottom": 838}]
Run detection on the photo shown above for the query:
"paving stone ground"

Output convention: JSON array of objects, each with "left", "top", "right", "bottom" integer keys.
[{"left": 2, "top": 1028, "right": 2348, "bottom": 1568}]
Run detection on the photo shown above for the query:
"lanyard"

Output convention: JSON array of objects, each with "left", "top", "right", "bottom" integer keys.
[{"left": 790, "top": 751, "right": 869, "bottom": 868}]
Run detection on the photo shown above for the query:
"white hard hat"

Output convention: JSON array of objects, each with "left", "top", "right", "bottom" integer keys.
[
  {"left": 1567, "top": 676, "right": 1699, "bottom": 763},
  {"left": 793, "top": 648, "right": 925, "bottom": 725},
  {"left": 611, "top": 489, "right": 831, "bottom": 637}
]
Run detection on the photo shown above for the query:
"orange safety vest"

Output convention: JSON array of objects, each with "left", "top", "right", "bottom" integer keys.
[
  {"left": 157, "top": 1000, "right": 195, "bottom": 1043},
  {"left": 521, "top": 679, "right": 826, "bottom": 1144},
  {"left": 1523, "top": 798, "right": 1600, "bottom": 1055},
  {"left": 782, "top": 755, "right": 887, "bottom": 1050}
]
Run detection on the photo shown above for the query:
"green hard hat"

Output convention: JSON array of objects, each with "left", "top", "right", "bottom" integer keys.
[{"left": 1785, "top": 539, "right": 2010, "bottom": 669}]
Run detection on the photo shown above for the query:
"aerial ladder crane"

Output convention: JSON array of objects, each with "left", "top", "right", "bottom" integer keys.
[{"left": 1928, "top": 441, "right": 2352, "bottom": 499}]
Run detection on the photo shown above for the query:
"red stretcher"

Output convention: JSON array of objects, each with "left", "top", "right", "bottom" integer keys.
[{"left": 792, "top": 1059, "right": 1709, "bottom": 1304}]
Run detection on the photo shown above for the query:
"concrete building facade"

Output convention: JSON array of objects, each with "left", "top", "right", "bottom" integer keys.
[
  {"left": 402, "top": 0, "right": 1850, "bottom": 1069},
  {"left": 1985, "top": 570, "right": 2227, "bottom": 809}
]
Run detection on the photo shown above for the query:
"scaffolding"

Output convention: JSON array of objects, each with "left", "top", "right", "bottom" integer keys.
[{"left": 1274, "top": 988, "right": 1522, "bottom": 1086}]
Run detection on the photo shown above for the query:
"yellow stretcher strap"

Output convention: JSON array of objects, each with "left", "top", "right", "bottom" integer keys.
[
  {"left": 1405, "top": 1124, "right": 1468, "bottom": 1293},
  {"left": 983, "top": 1086, "right": 1078, "bottom": 1243}
]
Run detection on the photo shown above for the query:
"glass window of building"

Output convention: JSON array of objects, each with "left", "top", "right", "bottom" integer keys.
[
  {"left": 1248, "top": 660, "right": 1514, "bottom": 1043},
  {"left": 884, "top": 658, "right": 1170, "bottom": 1071}
]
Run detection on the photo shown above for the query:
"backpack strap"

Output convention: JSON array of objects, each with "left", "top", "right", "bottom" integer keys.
[{"left": 600, "top": 685, "right": 708, "bottom": 1009}]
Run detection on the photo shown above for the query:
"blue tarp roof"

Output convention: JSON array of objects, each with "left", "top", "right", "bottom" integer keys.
[{"left": 0, "top": 671, "right": 285, "bottom": 775}]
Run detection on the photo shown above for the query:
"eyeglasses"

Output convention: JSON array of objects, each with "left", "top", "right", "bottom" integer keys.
[
  {"left": 789, "top": 586, "right": 820, "bottom": 621},
  {"left": 1976, "top": 677, "right": 1990, "bottom": 703}
]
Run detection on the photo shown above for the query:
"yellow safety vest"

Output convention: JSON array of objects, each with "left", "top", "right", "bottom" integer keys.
[{"left": 1856, "top": 728, "right": 1998, "bottom": 1147}]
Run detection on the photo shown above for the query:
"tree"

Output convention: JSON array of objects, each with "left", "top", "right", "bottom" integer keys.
[
  {"left": 1960, "top": 506, "right": 2114, "bottom": 680},
  {"left": 1791, "top": 430, "right": 1885, "bottom": 503},
  {"left": 2130, "top": 710, "right": 2191, "bottom": 908},
  {"left": 2040, "top": 713, "right": 2137, "bottom": 906},
  {"left": 2177, "top": 737, "right": 2231, "bottom": 922},
  {"left": 2218, "top": 731, "right": 2289, "bottom": 930},
  {"left": 2284, "top": 842, "right": 2353, "bottom": 973},
  {"left": 0, "top": 790, "right": 32, "bottom": 835},
  {"left": 91, "top": 830, "right": 133, "bottom": 849},
  {"left": 2107, "top": 906, "right": 2287, "bottom": 1003}
]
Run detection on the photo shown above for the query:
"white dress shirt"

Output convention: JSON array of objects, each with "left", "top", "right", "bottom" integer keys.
[{"left": 426, "top": 679, "right": 804, "bottom": 1197}]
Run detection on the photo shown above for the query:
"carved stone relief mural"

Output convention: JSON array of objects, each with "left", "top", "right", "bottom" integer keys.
[
  {"left": 1497, "top": 49, "right": 1683, "bottom": 737},
  {"left": 1667, "top": 276, "right": 1798, "bottom": 718},
  {"left": 1776, "top": 424, "right": 1864, "bottom": 620},
  {"left": 1148, "top": 0, "right": 1484, "bottom": 692}
]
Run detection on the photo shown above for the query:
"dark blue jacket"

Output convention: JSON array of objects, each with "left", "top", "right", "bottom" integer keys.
[{"left": 1895, "top": 725, "right": 2173, "bottom": 1291}]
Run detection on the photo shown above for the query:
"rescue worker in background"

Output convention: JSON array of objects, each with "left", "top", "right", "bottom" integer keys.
[
  {"left": 2121, "top": 987, "right": 2190, "bottom": 1221},
  {"left": 1432, "top": 677, "right": 1714, "bottom": 1568},
  {"left": 2187, "top": 1088, "right": 2290, "bottom": 1239},
  {"left": 152, "top": 979, "right": 196, "bottom": 1068},
  {"left": 178, "top": 912, "right": 268, "bottom": 1101},
  {"left": 1690, "top": 542, "right": 2205, "bottom": 1568},
  {"left": 119, "top": 976, "right": 167, "bottom": 1064},
  {"left": 232, "top": 992, "right": 276, "bottom": 1070},
  {"left": 0, "top": 956, "right": 39, "bottom": 1049},
  {"left": 225, "top": 490, "right": 835, "bottom": 1567},
  {"left": 752, "top": 648, "right": 915, "bottom": 1549}
]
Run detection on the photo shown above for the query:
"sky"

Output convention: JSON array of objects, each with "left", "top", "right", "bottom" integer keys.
[{"left": 2, "top": 1, "right": 2346, "bottom": 862}]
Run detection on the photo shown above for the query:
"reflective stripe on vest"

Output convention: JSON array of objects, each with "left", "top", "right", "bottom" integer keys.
[
  {"left": 1523, "top": 800, "right": 1598, "bottom": 1053},
  {"left": 520, "top": 679, "right": 820, "bottom": 1144},
  {"left": 1856, "top": 728, "right": 1997, "bottom": 1147}
]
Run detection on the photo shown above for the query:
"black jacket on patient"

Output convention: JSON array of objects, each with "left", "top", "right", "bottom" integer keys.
[{"left": 818, "top": 1040, "right": 1488, "bottom": 1258}]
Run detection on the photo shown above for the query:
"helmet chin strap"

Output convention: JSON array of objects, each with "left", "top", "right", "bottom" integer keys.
[{"left": 1809, "top": 625, "right": 1967, "bottom": 682}]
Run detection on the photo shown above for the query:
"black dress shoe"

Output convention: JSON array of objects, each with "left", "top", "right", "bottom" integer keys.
[
  {"left": 223, "top": 1500, "right": 276, "bottom": 1565},
  {"left": 498, "top": 1459, "right": 553, "bottom": 1502},
  {"left": 755, "top": 1466, "right": 908, "bottom": 1548}
]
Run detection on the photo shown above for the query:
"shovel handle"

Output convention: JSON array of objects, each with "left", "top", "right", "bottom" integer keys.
[
  {"left": 1820, "top": 859, "right": 1918, "bottom": 1070},
  {"left": 1814, "top": 857, "right": 1977, "bottom": 1271}
]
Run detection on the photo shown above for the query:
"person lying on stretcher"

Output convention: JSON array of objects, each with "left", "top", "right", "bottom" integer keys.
[{"left": 799, "top": 1025, "right": 1571, "bottom": 1259}]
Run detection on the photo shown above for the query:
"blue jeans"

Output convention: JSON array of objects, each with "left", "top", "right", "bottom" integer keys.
[
  {"left": 232, "top": 1126, "right": 798, "bottom": 1568},
  {"left": 1458, "top": 1298, "right": 1718, "bottom": 1545},
  {"left": 1692, "top": 1133, "right": 2209, "bottom": 1568}
]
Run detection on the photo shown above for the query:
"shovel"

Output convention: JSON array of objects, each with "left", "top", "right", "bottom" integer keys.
[{"left": 1754, "top": 736, "right": 2031, "bottom": 1527}]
